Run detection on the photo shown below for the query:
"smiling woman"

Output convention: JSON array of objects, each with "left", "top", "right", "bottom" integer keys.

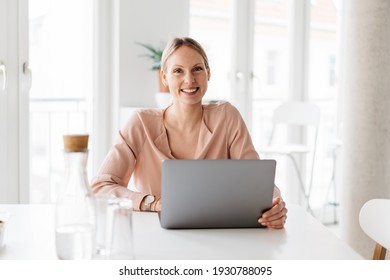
[{"left": 91, "top": 37, "right": 288, "bottom": 230}]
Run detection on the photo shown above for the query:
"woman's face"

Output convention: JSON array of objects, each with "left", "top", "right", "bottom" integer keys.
[{"left": 162, "top": 46, "right": 210, "bottom": 106}]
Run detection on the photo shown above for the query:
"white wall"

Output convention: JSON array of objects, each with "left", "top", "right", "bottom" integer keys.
[{"left": 118, "top": 0, "right": 189, "bottom": 108}]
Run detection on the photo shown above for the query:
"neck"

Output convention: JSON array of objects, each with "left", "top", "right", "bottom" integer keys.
[{"left": 165, "top": 102, "right": 203, "bottom": 132}]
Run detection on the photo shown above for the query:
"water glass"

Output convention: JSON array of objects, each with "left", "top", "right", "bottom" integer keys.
[
  {"left": 109, "top": 198, "right": 134, "bottom": 260},
  {"left": 94, "top": 196, "right": 134, "bottom": 260}
]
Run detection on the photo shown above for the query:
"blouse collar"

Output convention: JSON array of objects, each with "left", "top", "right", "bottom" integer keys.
[{"left": 154, "top": 104, "right": 213, "bottom": 159}]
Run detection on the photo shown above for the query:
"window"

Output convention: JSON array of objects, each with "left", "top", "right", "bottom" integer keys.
[
  {"left": 29, "top": 0, "right": 93, "bottom": 203},
  {"left": 328, "top": 54, "right": 336, "bottom": 87},
  {"left": 251, "top": 0, "right": 290, "bottom": 150},
  {"left": 0, "top": 0, "right": 29, "bottom": 203},
  {"left": 308, "top": 0, "right": 340, "bottom": 208},
  {"left": 266, "top": 50, "right": 279, "bottom": 85},
  {"left": 190, "top": 0, "right": 343, "bottom": 214}
]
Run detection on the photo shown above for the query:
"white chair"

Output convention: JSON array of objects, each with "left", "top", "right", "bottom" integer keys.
[
  {"left": 359, "top": 198, "right": 390, "bottom": 260},
  {"left": 258, "top": 101, "right": 321, "bottom": 212}
]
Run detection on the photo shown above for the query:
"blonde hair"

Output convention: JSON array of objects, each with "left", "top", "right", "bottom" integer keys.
[{"left": 161, "top": 37, "right": 210, "bottom": 72}]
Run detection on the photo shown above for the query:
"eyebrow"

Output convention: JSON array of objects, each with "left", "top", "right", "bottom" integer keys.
[{"left": 172, "top": 63, "right": 203, "bottom": 68}]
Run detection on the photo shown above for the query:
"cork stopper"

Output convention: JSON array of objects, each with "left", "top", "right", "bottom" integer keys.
[{"left": 63, "top": 134, "right": 89, "bottom": 152}]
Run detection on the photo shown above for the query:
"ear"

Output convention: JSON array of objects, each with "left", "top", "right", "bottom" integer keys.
[
  {"left": 160, "top": 70, "right": 168, "bottom": 86},
  {"left": 207, "top": 67, "right": 211, "bottom": 82}
]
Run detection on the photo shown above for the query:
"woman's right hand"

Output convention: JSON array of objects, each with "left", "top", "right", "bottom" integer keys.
[{"left": 258, "top": 197, "right": 287, "bottom": 229}]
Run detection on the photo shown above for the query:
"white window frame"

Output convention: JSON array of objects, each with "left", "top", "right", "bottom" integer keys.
[
  {"left": 229, "top": 0, "right": 255, "bottom": 129},
  {"left": 92, "top": 0, "right": 119, "bottom": 174},
  {"left": 0, "top": 0, "right": 29, "bottom": 203}
]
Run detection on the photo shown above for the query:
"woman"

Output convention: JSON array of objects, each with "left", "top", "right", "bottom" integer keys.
[{"left": 91, "top": 37, "right": 287, "bottom": 229}]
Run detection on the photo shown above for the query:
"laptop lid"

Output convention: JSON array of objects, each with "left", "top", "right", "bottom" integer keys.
[{"left": 160, "top": 159, "right": 276, "bottom": 229}]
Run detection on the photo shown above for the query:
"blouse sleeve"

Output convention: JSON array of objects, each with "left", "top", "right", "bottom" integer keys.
[
  {"left": 225, "top": 104, "right": 259, "bottom": 160},
  {"left": 90, "top": 112, "right": 148, "bottom": 210}
]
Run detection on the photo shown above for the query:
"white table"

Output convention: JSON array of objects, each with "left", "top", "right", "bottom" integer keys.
[{"left": 0, "top": 204, "right": 363, "bottom": 260}]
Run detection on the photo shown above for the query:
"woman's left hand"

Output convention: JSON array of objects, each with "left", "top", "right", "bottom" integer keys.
[{"left": 258, "top": 197, "right": 287, "bottom": 229}]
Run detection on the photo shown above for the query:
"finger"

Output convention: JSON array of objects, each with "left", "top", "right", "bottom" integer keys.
[
  {"left": 261, "top": 200, "right": 286, "bottom": 221},
  {"left": 267, "top": 207, "right": 288, "bottom": 222},
  {"left": 267, "top": 222, "right": 285, "bottom": 229},
  {"left": 263, "top": 214, "right": 287, "bottom": 229},
  {"left": 259, "top": 211, "right": 287, "bottom": 226},
  {"left": 272, "top": 197, "right": 281, "bottom": 207},
  {"left": 259, "top": 207, "right": 287, "bottom": 225}
]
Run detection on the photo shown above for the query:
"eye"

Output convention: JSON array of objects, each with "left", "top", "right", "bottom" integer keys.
[
  {"left": 173, "top": 68, "right": 183, "bottom": 74},
  {"left": 193, "top": 66, "right": 203, "bottom": 73}
]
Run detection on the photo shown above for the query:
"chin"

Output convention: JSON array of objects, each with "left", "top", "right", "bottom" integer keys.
[{"left": 182, "top": 95, "right": 204, "bottom": 104}]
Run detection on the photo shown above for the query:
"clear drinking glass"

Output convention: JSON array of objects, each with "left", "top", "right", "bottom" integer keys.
[
  {"left": 94, "top": 195, "right": 115, "bottom": 259},
  {"left": 94, "top": 196, "right": 134, "bottom": 260},
  {"left": 109, "top": 198, "right": 134, "bottom": 260}
]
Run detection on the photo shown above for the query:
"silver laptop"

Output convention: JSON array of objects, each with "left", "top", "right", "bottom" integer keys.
[{"left": 159, "top": 159, "right": 276, "bottom": 229}]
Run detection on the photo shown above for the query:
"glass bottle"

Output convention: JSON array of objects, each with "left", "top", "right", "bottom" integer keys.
[{"left": 55, "top": 134, "right": 95, "bottom": 260}]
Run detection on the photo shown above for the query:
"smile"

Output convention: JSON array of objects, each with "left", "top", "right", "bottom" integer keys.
[{"left": 180, "top": 87, "right": 199, "bottom": 95}]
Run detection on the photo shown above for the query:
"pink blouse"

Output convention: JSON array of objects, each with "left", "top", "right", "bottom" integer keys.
[{"left": 91, "top": 101, "right": 266, "bottom": 210}]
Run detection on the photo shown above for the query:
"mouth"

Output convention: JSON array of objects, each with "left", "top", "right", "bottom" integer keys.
[{"left": 180, "top": 87, "right": 199, "bottom": 96}]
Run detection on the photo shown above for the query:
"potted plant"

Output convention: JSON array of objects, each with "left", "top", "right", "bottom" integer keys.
[{"left": 136, "top": 42, "right": 169, "bottom": 93}]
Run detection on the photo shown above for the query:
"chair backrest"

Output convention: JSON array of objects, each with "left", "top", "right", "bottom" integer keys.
[
  {"left": 273, "top": 101, "right": 321, "bottom": 126},
  {"left": 359, "top": 198, "right": 390, "bottom": 260},
  {"left": 268, "top": 101, "right": 321, "bottom": 145},
  {"left": 266, "top": 102, "right": 321, "bottom": 203}
]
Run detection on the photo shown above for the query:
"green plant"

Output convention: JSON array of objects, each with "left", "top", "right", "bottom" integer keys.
[{"left": 136, "top": 42, "right": 165, "bottom": 70}]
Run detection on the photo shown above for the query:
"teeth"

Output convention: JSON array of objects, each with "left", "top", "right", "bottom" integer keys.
[{"left": 181, "top": 88, "right": 197, "bottom": 93}]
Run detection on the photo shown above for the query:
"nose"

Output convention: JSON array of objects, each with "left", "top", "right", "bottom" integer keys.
[{"left": 184, "top": 72, "right": 195, "bottom": 84}]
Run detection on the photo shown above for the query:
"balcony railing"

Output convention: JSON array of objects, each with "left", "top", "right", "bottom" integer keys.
[{"left": 30, "top": 98, "right": 91, "bottom": 203}]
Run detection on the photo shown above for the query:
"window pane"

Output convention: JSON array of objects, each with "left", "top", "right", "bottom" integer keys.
[
  {"left": 307, "top": 0, "right": 340, "bottom": 213},
  {"left": 251, "top": 0, "right": 290, "bottom": 149},
  {"left": 29, "top": 0, "right": 93, "bottom": 203}
]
